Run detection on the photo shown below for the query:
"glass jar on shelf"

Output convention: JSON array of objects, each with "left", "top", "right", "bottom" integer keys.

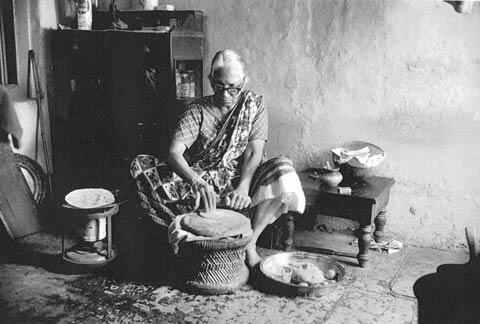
[
  {"left": 179, "top": 72, "right": 190, "bottom": 99},
  {"left": 186, "top": 70, "right": 196, "bottom": 99},
  {"left": 177, "top": 70, "right": 196, "bottom": 99}
]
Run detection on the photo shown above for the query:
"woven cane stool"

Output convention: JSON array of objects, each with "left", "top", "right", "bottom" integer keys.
[{"left": 178, "top": 236, "right": 251, "bottom": 295}]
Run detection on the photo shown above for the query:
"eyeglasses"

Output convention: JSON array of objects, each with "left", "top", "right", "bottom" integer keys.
[{"left": 211, "top": 78, "right": 244, "bottom": 96}]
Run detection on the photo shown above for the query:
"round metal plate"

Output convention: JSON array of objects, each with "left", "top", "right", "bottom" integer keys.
[{"left": 260, "top": 251, "right": 345, "bottom": 297}]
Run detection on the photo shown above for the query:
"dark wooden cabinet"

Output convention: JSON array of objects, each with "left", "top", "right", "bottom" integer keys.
[{"left": 51, "top": 10, "right": 204, "bottom": 199}]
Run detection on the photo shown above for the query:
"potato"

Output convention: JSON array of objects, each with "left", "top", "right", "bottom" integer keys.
[{"left": 325, "top": 269, "right": 337, "bottom": 280}]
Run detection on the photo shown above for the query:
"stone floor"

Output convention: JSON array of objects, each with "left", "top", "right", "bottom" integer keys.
[{"left": 0, "top": 214, "right": 477, "bottom": 324}]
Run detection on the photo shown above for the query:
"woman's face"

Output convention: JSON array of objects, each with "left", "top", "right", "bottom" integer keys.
[{"left": 211, "top": 66, "right": 244, "bottom": 109}]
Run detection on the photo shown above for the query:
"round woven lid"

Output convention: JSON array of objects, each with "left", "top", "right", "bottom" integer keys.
[{"left": 181, "top": 209, "right": 252, "bottom": 238}]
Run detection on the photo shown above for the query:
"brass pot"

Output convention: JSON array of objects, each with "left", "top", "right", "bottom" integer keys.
[{"left": 318, "top": 168, "right": 343, "bottom": 187}]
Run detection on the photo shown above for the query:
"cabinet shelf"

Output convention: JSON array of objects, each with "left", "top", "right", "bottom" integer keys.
[{"left": 93, "top": 10, "right": 204, "bottom": 33}]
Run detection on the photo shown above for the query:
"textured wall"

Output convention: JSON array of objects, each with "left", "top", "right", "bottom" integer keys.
[{"left": 101, "top": 0, "right": 480, "bottom": 250}]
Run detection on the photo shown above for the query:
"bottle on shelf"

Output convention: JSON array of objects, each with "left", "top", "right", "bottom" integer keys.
[
  {"left": 176, "top": 62, "right": 187, "bottom": 100},
  {"left": 185, "top": 70, "right": 196, "bottom": 99},
  {"left": 179, "top": 72, "right": 190, "bottom": 99},
  {"left": 175, "top": 69, "right": 181, "bottom": 99},
  {"left": 176, "top": 68, "right": 196, "bottom": 99},
  {"left": 76, "top": 0, "right": 93, "bottom": 30}
]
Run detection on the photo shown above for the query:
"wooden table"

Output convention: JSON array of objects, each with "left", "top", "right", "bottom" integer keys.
[{"left": 300, "top": 171, "right": 395, "bottom": 267}]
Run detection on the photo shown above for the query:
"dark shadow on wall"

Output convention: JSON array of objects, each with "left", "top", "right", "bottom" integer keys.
[{"left": 414, "top": 261, "right": 480, "bottom": 324}]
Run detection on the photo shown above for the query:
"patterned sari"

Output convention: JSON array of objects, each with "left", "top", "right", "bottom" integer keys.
[{"left": 130, "top": 91, "right": 305, "bottom": 228}]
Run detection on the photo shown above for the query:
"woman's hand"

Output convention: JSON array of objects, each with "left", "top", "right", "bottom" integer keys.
[
  {"left": 166, "top": 141, "right": 217, "bottom": 211},
  {"left": 225, "top": 189, "right": 251, "bottom": 210},
  {"left": 191, "top": 176, "right": 217, "bottom": 212}
]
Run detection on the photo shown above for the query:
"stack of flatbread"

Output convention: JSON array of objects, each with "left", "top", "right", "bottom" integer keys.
[{"left": 65, "top": 188, "right": 115, "bottom": 209}]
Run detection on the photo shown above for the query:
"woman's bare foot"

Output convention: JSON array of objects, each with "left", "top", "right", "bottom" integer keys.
[{"left": 246, "top": 247, "right": 262, "bottom": 268}]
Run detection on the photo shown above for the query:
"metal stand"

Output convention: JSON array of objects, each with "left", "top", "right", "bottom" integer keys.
[{"left": 62, "top": 204, "right": 119, "bottom": 267}]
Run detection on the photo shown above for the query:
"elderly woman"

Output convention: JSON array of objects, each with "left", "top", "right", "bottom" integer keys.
[{"left": 163, "top": 49, "right": 305, "bottom": 267}]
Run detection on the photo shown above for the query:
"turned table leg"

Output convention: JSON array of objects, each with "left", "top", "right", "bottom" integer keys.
[
  {"left": 282, "top": 212, "right": 295, "bottom": 251},
  {"left": 373, "top": 209, "right": 387, "bottom": 243},
  {"left": 357, "top": 224, "right": 372, "bottom": 268}
]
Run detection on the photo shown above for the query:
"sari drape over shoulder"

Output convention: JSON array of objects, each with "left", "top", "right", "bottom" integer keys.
[{"left": 130, "top": 90, "right": 305, "bottom": 228}]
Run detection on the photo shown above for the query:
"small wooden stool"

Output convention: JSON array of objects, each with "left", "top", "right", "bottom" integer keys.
[{"left": 300, "top": 171, "right": 395, "bottom": 268}]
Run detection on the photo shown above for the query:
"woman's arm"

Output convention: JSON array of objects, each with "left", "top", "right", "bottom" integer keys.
[
  {"left": 166, "top": 140, "right": 216, "bottom": 211},
  {"left": 166, "top": 140, "right": 198, "bottom": 183},
  {"left": 237, "top": 140, "right": 265, "bottom": 192},
  {"left": 227, "top": 139, "right": 265, "bottom": 210}
]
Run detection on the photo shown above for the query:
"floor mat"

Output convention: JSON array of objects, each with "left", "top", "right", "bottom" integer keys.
[{"left": 389, "top": 247, "right": 468, "bottom": 297}]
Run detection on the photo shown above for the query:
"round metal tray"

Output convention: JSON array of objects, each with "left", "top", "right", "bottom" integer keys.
[
  {"left": 333, "top": 141, "right": 385, "bottom": 169},
  {"left": 260, "top": 251, "right": 345, "bottom": 297}
]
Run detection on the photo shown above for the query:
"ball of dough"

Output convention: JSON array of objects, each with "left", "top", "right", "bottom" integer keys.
[{"left": 290, "top": 262, "right": 325, "bottom": 285}]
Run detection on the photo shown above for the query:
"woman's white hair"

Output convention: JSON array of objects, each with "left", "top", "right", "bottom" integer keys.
[{"left": 208, "top": 49, "right": 245, "bottom": 79}]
